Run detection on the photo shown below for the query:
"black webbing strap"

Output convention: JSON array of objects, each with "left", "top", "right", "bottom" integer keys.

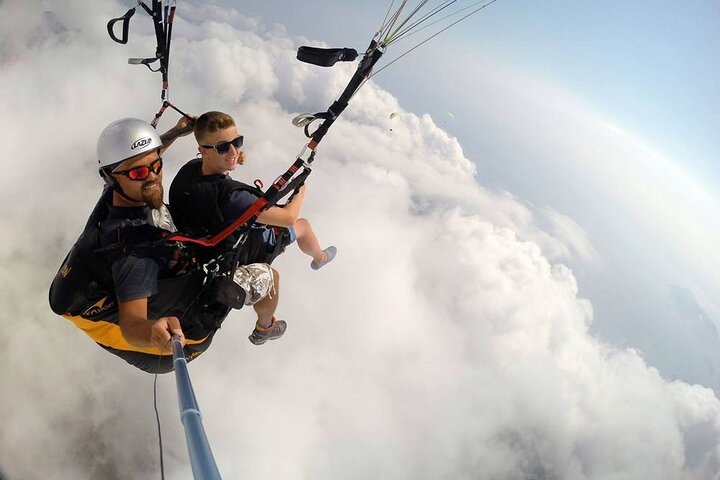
[
  {"left": 142, "top": 0, "right": 166, "bottom": 71},
  {"left": 150, "top": 2, "right": 179, "bottom": 126},
  {"left": 309, "top": 41, "right": 385, "bottom": 147},
  {"left": 163, "top": 3, "right": 177, "bottom": 94},
  {"left": 108, "top": 1, "right": 187, "bottom": 127},
  {"left": 149, "top": 1, "right": 179, "bottom": 126},
  {"left": 107, "top": 7, "right": 136, "bottom": 44}
]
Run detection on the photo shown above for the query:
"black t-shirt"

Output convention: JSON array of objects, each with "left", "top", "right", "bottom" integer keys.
[{"left": 99, "top": 205, "right": 175, "bottom": 303}]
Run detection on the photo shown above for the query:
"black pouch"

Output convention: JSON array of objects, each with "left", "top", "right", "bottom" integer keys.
[
  {"left": 265, "top": 227, "right": 293, "bottom": 264},
  {"left": 205, "top": 275, "right": 246, "bottom": 309}
]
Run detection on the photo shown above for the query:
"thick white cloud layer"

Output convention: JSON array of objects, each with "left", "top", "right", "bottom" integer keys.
[{"left": 1, "top": 1, "right": 719, "bottom": 479}]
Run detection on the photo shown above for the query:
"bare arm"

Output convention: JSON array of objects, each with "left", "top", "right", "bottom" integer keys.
[
  {"left": 256, "top": 185, "right": 306, "bottom": 227},
  {"left": 118, "top": 297, "right": 185, "bottom": 351},
  {"left": 159, "top": 116, "right": 197, "bottom": 153}
]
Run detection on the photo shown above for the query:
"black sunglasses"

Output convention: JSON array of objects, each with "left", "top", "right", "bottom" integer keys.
[
  {"left": 200, "top": 135, "right": 244, "bottom": 154},
  {"left": 112, "top": 157, "right": 163, "bottom": 181}
]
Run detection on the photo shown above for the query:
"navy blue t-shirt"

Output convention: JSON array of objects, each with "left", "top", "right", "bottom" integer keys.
[
  {"left": 221, "top": 189, "right": 291, "bottom": 246},
  {"left": 99, "top": 205, "right": 173, "bottom": 303},
  {"left": 221, "top": 189, "right": 257, "bottom": 226}
]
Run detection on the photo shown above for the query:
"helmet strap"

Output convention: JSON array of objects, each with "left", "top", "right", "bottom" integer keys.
[{"left": 100, "top": 169, "right": 145, "bottom": 205}]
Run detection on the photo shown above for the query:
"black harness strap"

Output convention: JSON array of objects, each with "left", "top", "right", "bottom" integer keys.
[
  {"left": 164, "top": 2, "right": 177, "bottom": 93},
  {"left": 295, "top": 41, "right": 385, "bottom": 146},
  {"left": 107, "top": 1, "right": 189, "bottom": 127},
  {"left": 107, "top": 7, "right": 136, "bottom": 45},
  {"left": 164, "top": 159, "right": 312, "bottom": 248}
]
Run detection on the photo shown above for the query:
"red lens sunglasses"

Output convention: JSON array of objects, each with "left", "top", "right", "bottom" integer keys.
[{"left": 112, "top": 157, "right": 163, "bottom": 181}]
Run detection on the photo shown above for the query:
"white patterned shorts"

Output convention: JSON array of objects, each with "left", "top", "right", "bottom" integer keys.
[{"left": 232, "top": 263, "right": 275, "bottom": 306}]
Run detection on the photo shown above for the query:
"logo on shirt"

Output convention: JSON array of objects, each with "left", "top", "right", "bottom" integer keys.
[
  {"left": 187, "top": 351, "right": 203, "bottom": 361},
  {"left": 59, "top": 264, "right": 72, "bottom": 278},
  {"left": 82, "top": 297, "right": 116, "bottom": 317}
]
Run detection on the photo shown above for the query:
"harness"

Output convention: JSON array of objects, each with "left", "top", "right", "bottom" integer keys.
[
  {"left": 49, "top": 187, "right": 232, "bottom": 372},
  {"left": 169, "top": 159, "right": 291, "bottom": 272}
]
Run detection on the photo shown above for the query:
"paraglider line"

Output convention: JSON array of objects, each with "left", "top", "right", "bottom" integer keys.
[
  {"left": 391, "top": 1, "right": 487, "bottom": 44},
  {"left": 370, "top": 0, "right": 500, "bottom": 79},
  {"left": 387, "top": 0, "right": 462, "bottom": 42},
  {"left": 154, "top": 373, "right": 166, "bottom": 480},
  {"left": 377, "top": 0, "right": 399, "bottom": 39}
]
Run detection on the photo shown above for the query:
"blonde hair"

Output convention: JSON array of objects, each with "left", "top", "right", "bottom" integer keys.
[{"left": 194, "top": 111, "right": 236, "bottom": 144}]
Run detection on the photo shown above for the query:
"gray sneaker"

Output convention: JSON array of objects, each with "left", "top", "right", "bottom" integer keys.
[
  {"left": 311, "top": 246, "right": 337, "bottom": 270},
  {"left": 249, "top": 318, "right": 287, "bottom": 345}
]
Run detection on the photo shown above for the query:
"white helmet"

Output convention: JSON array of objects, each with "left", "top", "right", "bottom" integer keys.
[{"left": 97, "top": 118, "right": 162, "bottom": 170}]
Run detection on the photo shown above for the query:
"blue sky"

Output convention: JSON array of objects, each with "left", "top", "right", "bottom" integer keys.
[{"left": 474, "top": 1, "right": 720, "bottom": 187}]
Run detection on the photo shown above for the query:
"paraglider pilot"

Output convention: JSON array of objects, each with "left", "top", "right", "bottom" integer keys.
[{"left": 49, "top": 117, "right": 280, "bottom": 373}]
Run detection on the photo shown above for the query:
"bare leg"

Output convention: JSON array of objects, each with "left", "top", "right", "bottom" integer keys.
[
  {"left": 253, "top": 268, "right": 279, "bottom": 328},
  {"left": 294, "top": 217, "right": 326, "bottom": 264}
]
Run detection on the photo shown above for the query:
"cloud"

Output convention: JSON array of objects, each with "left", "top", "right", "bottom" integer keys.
[
  {"left": 1, "top": 1, "right": 720, "bottom": 479},
  {"left": 438, "top": 44, "right": 720, "bottom": 301},
  {"left": 412, "top": 40, "right": 720, "bottom": 389}
]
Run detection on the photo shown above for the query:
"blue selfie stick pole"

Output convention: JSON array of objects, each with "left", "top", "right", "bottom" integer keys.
[{"left": 172, "top": 336, "right": 222, "bottom": 479}]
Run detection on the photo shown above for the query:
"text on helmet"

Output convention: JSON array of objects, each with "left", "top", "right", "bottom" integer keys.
[{"left": 131, "top": 137, "right": 153, "bottom": 150}]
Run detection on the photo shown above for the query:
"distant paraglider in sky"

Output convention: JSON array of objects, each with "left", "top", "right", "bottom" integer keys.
[
  {"left": 388, "top": 111, "right": 454, "bottom": 132},
  {"left": 435, "top": 111, "right": 455, "bottom": 126},
  {"left": 389, "top": 111, "right": 402, "bottom": 131}
]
